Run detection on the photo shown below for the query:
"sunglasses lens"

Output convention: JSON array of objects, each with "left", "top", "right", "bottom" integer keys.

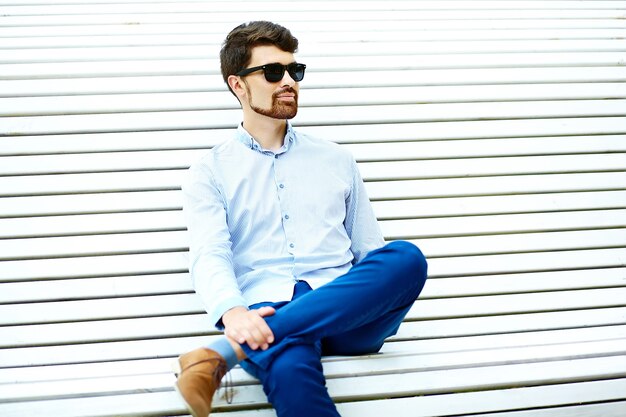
[
  {"left": 264, "top": 64, "right": 285, "bottom": 82},
  {"left": 288, "top": 64, "right": 306, "bottom": 82}
]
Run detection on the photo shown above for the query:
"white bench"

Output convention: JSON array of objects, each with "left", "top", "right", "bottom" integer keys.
[{"left": 1, "top": 1, "right": 626, "bottom": 416}]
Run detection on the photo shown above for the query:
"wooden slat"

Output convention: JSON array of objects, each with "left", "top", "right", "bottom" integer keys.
[
  {"left": 2, "top": 52, "right": 624, "bottom": 79},
  {"left": 2, "top": 151, "right": 624, "bottom": 178},
  {"left": 3, "top": 29, "right": 626, "bottom": 50},
  {"left": 1, "top": 189, "right": 624, "bottom": 219},
  {"left": 4, "top": 83, "right": 626, "bottom": 116},
  {"left": 1, "top": 9, "right": 624, "bottom": 28},
  {"left": 2, "top": 303, "right": 626, "bottom": 348},
  {"left": 3, "top": 67, "right": 626, "bottom": 98},
  {"left": 2, "top": 339, "right": 625, "bottom": 404},
  {"left": 3, "top": 287, "right": 626, "bottom": 326},
  {"left": 3, "top": 100, "right": 626, "bottom": 136},
  {"left": 2, "top": 324, "right": 624, "bottom": 368},
  {"left": 3, "top": 1, "right": 622, "bottom": 13},
  {"left": 3, "top": 40, "right": 626, "bottom": 65},
  {"left": 2, "top": 267, "right": 625, "bottom": 305},
  {"left": 0, "top": 211, "right": 623, "bottom": 259}
]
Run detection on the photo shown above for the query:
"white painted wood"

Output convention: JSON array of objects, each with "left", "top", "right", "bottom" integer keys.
[
  {"left": 2, "top": 1, "right": 625, "bottom": 415},
  {"left": 3, "top": 100, "right": 625, "bottom": 135},
  {"left": 3, "top": 67, "right": 626, "bottom": 97},
  {"left": 3, "top": 29, "right": 626, "bottom": 50},
  {"left": 2, "top": 52, "right": 624, "bottom": 79},
  {"left": 2, "top": 267, "right": 625, "bottom": 305},
  {"left": 5, "top": 83, "right": 626, "bottom": 116}
]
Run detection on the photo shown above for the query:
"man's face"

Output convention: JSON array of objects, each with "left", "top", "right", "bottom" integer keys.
[{"left": 240, "top": 45, "right": 300, "bottom": 120}]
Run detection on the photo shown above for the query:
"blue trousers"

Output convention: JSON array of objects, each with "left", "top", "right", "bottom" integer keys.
[{"left": 239, "top": 240, "right": 428, "bottom": 417}]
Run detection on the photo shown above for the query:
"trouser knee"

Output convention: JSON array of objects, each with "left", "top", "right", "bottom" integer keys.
[{"left": 384, "top": 240, "right": 428, "bottom": 286}]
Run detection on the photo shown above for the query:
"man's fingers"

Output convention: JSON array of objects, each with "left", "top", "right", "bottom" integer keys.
[{"left": 256, "top": 306, "right": 276, "bottom": 317}]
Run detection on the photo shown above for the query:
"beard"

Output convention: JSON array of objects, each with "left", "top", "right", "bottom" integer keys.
[{"left": 249, "top": 87, "right": 299, "bottom": 120}]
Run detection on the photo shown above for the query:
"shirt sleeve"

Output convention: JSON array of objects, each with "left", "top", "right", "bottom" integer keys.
[
  {"left": 182, "top": 159, "right": 248, "bottom": 329},
  {"left": 344, "top": 157, "right": 385, "bottom": 263}
]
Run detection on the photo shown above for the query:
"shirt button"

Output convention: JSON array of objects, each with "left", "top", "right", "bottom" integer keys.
[
  {"left": 289, "top": 243, "right": 295, "bottom": 248},
  {"left": 284, "top": 214, "right": 290, "bottom": 220},
  {"left": 279, "top": 184, "right": 285, "bottom": 189}
]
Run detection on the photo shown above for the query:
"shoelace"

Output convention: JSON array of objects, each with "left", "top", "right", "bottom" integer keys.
[{"left": 179, "top": 357, "right": 233, "bottom": 404}]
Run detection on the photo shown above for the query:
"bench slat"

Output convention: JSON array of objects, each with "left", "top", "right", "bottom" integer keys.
[
  {"left": 4, "top": 40, "right": 626, "bottom": 64},
  {"left": 2, "top": 267, "right": 625, "bottom": 304},
  {"left": 1, "top": 212, "right": 623, "bottom": 259},
  {"left": 3, "top": 287, "right": 626, "bottom": 326},
  {"left": 1, "top": 189, "right": 625, "bottom": 220},
  {"left": 2, "top": 305, "right": 625, "bottom": 348},
  {"left": 1, "top": 378, "right": 625, "bottom": 417},
  {"left": 3, "top": 67, "right": 626, "bottom": 98},
  {"left": 3, "top": 52, "right": 624, "bottom": 79},
  {"left": 2, "top": 339, "right": 625, "bottom": 404},
  {"left": 1, "top": 247, "right": 624, "bottom": 282},
  {"left": 5, "top": 83, "right": 626, "bottom": 116},
  {"left": 3, "top": 29, "right": 626, "bottom": 50},
  {"left": 3, "top": 324, "right": 625, "bottom": 368},
  {"left": 2, "top": 152, "right": 624, "bottom": 182},
  {"left": 3, "top": 100, "right": 625, "bottom": 135}
]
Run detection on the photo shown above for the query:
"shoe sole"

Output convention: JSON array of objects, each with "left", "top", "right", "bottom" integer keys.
[{"left": 171, "top": 359, "right": 202, "bottom": 417}]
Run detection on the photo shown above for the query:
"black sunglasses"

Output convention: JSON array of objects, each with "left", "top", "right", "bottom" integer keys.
[{"left": 236, "top": 62, "right": 306, "bottom": 83}]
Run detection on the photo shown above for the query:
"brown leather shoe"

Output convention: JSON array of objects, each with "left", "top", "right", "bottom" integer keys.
[{"left": 172, "top": 348, "right": 228, "bottom": 417}]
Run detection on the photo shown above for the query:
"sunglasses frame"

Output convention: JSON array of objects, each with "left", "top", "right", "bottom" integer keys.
[{"left": 236, "top": 62, "right": 306, "bottom": 83}]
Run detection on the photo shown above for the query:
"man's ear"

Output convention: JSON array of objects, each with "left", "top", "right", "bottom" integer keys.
[{"left": 228, "top": 75, "right": 247, "bottom": 101}]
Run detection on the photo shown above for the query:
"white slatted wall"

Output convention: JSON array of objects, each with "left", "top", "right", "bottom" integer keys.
[{"left": 1, "top": 1, "right": 626, "bottom": 416}]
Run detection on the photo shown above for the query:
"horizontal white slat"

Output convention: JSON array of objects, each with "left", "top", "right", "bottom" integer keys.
[
  {"left": 3, "top": 67, "right": 626, "bottom": 98},
  {"left": 2, "top": 323, "right": 625, "bottom": 369},
  {"left": 4, "top": 40, "right": 626, "bottom": 64},
  {"left": 3, "top": 99, "right": 626, "bottom": 135},
  {"left": 0, "top": 273, "right": 190, "bottom": 304},
  {"left": 3, "top": 1, "right": 623, "bottom": 14},
  {"left": 1, "top": 189, "right": 625, "bottom": 220},
  {"left": 466, "top": 402, "right": 626, "bottom": 417},
  {"left": 2, "top": 302, "right": 626, "bottom": 348},
  {"left": 1, "top": 212, "right": 623, "bottom": 259},
  {"left": 2, "top": 267, "right": 625, "bottom": 305},
  {"left": 1, "top": 171, "right": 624, "bottom": 201},
  {"left": 5, "top": 83, "right": 626, "bottom": 116},
  {"left": 138, "top": 243, "right": 568, "bottom": 281},
  {"left": 1, "top": 378, "right": 625, "bottom": 417},
  {"left": 2, "top": 190, "right": 625, "bottom": 236},
  {"left": 367, "top": 172, "right": 626, "bottom": 200},
  {"left": 3, "top": 29, "right": 626, "bottom": 50},
  {"left": 4, "top": 118, "right": 626, "bottom": 156},
  {"left": 2, "top": 17, "right": 624, "bottom": 40},
  {"left": 3, "top": 287, "right": 626, "bottom": 326},
  {"left": 2, "top": 339, "right": 625, "bottom": 404},
  {"left": 2, "top": 9, "right": 624, "bottom": 28},
  {"left": 2, "top": 151, "right": 623, "bottom": 179},
  {"left": 2, "top": 52, "right": 624, "bottom": 79},
  {"left": 4, "top": 334, "right": 625, "bottom": 387},
  {"left": 397, "top": 306, "right": 626, "bottom": 340}
]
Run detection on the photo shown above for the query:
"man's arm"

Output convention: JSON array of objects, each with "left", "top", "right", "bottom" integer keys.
[
  {"left": 344, "top": 157, "right": 385, "bottom": 262},
  {"left": 183, "top": 161, "right": 275, "bottom": 350},
  {"left": 183, "top": 161, "right": 246, "bottom": 327}
]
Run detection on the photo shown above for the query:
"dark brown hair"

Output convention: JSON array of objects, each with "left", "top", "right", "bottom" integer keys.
[{"left": 220, "top": 21, "right": 299, "bottom": 96}]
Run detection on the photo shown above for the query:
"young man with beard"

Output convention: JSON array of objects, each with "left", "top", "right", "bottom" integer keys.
[{"left": 174, "top": 21, "right": 428, "bottom": 417}]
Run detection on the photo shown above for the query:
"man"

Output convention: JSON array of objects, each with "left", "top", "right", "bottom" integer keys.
[{"left": 175, "top": 21, "right": 428, "bottom": 417}]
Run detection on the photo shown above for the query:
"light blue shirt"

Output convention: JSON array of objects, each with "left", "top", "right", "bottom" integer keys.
[{"left": 182, "top": 122, "right": 384, "bottom": 328}]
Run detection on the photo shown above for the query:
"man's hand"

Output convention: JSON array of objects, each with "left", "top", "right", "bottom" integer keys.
[{"left": 222, "top": 306, "right": 276, "bottom": 351}]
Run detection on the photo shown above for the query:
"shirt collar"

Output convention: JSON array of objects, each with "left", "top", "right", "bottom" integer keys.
[{"left": 235, "top": 122, "right": 296, "bottom": 155}]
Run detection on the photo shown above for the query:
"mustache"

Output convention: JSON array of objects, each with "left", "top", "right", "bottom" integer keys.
[{"left": 273, "top": 87, "right": 298, "bottom": 98}]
